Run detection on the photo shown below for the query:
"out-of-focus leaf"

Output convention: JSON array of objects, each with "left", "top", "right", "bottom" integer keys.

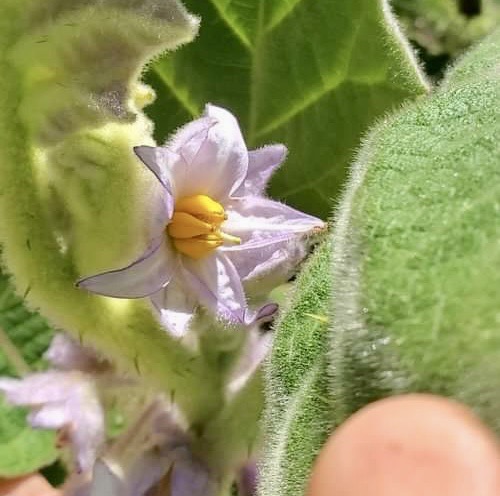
[{"left": 146, "top": 0, "right": 428, "bottom": 218}]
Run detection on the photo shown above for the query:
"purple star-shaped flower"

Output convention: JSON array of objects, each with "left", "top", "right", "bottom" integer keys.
[
  {"left": 0, "top": 371, "right": 104, "bottom": 473},
  {"left": 78, "top": 105, "right": 324, "bottom": 336}
]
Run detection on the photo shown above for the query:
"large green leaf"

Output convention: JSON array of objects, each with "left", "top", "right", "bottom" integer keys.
[
  {"left": 260, "top": 238, "right": 333, "bottom": 496},
  {"left": 330, "top": 29, "right": 500, "bottom": 430},
  {"left": 0, "top": 268, "right": 57, "bottom": 476},
  {"left": 145, "top": 0, "right": 428, "bottom": 218}
]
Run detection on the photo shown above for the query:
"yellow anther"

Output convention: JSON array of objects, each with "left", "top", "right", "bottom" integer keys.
[
  {"left": 169, "top": 194, "right": 241, "bottom": 259},
  {"left": 175, "top": 195, "right": 225, "bottom": 225},
  {"left": 173, "top": 236, "right": 223, "bottom": 260},
  {"left": 167, "top": 212, "right": 214, "bottom": 239}
]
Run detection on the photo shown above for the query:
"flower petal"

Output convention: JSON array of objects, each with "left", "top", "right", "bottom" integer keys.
[
  {"left": 134, "top": 145, "right": 175, "bottom": 220},
  {"left": 221, "top": 197, "right": 324, "bottom": 293},
  {"left": 224, "top": 196, "right": 324, "bottom": 243},
  {"left": 225, "top": 238, "right": 309, "bottom": 295},
  {"left": 134, "top": 146, "right": 174, "bottom": 193},
  {"left": 150, "top": 281, "right": 197, "bottom": 338},
  {"left": 0, "top": 371, "right": 104, "bottom": 473},
  {"left": 0, "top": 373, "right": 74, "bottom": 404},
  {"left": 182, "top": 254, "right": 246, "bottom": 325},
  {"left": 45, "top": 333, "right": 110, "bottom": 373},
  {"left": 167, "top": 105, "right": 248, "bottom": 201},
  {"left": 28, "top": 404, "right": 68, "bottom": 429},
  {"left": 247, "top": 303, "right": 279, "bottom": 326},
  {"left": 77, "top": 239, "right": 177, "bottom": 299},
  {"left": 233, "top": 144, "right": 287, "bottom": 197},
  {"left": 228, "top": 329, "right": 272, "bottom": 395},
  {"left": 170, "top": 455, "right": 215, "bottom": 496}
]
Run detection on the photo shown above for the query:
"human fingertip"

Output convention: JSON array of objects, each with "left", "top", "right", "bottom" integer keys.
[{"left": 307, "top": 394, "right": 500, "bottom": 496}]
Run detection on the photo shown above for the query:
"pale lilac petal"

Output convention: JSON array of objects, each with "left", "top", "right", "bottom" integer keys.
[
  {"left": 45, "top": 333, "right": 110, "bottom": 373},
  {"left": 182, "top": 254, "right": 246, "bottom": 325},
  {"left": 28, "top": 404, "right": 68, "bottom": 429},
  {"left": 228, "top": 330, "right": 272, "bottom": 395},
  {"left": 0, "top": 373, "right": 73, "bottom": 404},
  {"left": 238, "top": 462, "right": 258, "bottom": 496},
  {"left": 0, "top": 371, "right": 104, "bottom": 473},
  {"left": 134, "top": 146, "right": 176, "bottom": 219},
  {"left": 167, "top": 105, "right": 248, "bottom": 201},
  {"left": 77, "top": 239, "right": 177, "bottom": 298},
  {"left": 167, "top": 116, "right": 216, "bottom": 161},
  {"left": 220, "top": 197, "right": 324, "bottom": 294},
  {"left": 245, "top": 303, "right": 279, "bottom": 326},
  {"left": 72, "top": 386, "right": 106, "bottom": 473},
  {"left": 224, "top": 238, "right": 309, "bottom": 295},
  {"left": 134, "top": 146, "right": 171, "bottom": 192},
  {"left": 150, "top": 281, "right": 197, "bottom": 338},
  {"left": 233, "top": 144, "right": 287, "bottom": 197},
  {"left": 170, "top": 453, "right": 215, "bottom": 496},
  {"left": 223, "top": 196, "right": 324, "bottom": 245},
  {"left": 125, "top": 451, "right": 172, "bottom": 496}
]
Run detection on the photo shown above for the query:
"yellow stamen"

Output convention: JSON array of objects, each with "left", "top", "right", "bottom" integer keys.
[
  {"left": 168, "top": 194, "right": 241, "bottom": 259},
  {"left": 175, "top": 195, "right": 226, "bottom": 225},
  {"left": 167, "top": 212, "right": 214, "bottom": 239},
  {"left": 173, "top": 237, "right": 223, "bottom": 260}
]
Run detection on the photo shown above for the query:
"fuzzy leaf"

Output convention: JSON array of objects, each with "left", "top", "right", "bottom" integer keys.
[
  {"left": 146, "top": 0, "right": 428, "bottom": 218},
  {"left": 330, "top": 29, "right": 500, "bottom": 429},
  {"left": 259, "top": 238, "right": 333, "bottom": 496}
]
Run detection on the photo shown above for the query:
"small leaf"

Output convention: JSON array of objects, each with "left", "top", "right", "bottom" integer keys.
[
  {"left": 146, "top": 0, "right": 428, "bottom": 218},
  {"left": 0, "top": 397, "right": 58, "bottom": 477}
]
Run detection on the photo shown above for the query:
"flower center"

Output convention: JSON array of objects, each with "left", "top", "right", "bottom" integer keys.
[{"left": 167, "top": 194, "right": 241, "bottom": 260}]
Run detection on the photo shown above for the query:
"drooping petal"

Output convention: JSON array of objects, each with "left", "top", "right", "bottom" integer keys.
[
  {"left": 233, "top": 144, "right": 287, "bottom": 197},
  {"left": 77, "top": 239, "right": 177, "bottom": 298},
  {"left": 182, "top": 254, "right": 246, "bottom": 325},
  {"left": 224, "top": 238, "right": 309, "bottom": 295},
  {"left": 167, "top": 105, "right": 248, "bottom": 201},
  {"left": 246, "top": 302, "right": 279, "bottom": 326},
  {"left": 150, "top": 281, "right": 197, "bottom": 338}
]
